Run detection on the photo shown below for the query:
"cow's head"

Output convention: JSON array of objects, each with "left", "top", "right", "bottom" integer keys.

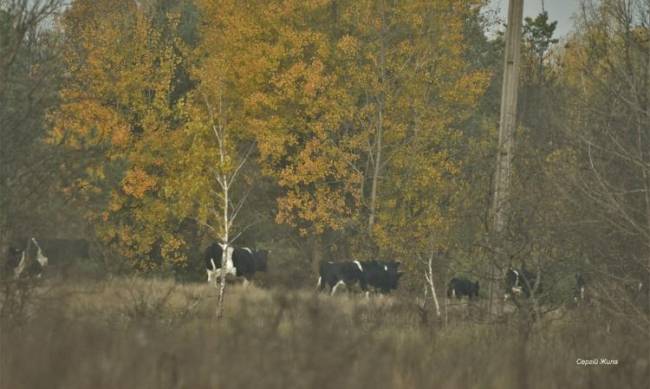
[
  {"left": 254, "top": 249, "right": 269, "bottom": 272},
  {"left": 384, "top": 269, "right": 403, "bottom": 291}
]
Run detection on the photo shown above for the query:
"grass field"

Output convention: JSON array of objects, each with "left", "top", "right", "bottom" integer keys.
[{"left": 1, "top": 277, "right": 648, "bottom": 389}]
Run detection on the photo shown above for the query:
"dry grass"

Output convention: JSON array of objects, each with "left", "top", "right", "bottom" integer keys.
[{"left": 0, "top": 277, "right": 648, "bottom": 389}]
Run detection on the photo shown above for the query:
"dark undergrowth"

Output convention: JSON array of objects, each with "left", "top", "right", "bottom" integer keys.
[{"left": 0, "top": 278, "right": 648, "bottom": 389}]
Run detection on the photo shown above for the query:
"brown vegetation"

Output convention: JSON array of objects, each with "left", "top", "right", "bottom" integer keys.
[{"left": 1, "top": 277, "right": 647, "bottom": 389}]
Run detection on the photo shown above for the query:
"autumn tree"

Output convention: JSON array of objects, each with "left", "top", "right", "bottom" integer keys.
[
  {"left": 227, "top": 1, "right": 489, "bottom": 281},
  {"left": 49, "top": 0, "right": 196, "bottom": 271}
]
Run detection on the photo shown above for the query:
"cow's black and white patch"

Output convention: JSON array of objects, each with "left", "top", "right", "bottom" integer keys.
[
  {"left": 317, "top": 259, "right": 403, "bottom": 296},
  {"left": 504, "top": 267, "right": 540, "bottom": 300},
  {"left": 6, "top": 238, "right": 49, "bottom": 279},
  {"left": 204, "top": 243, "right": 269, "bottom": 283},
  {"left": 317, "top": 260, "right": 366, "bottom": 295},
  {"left": 204, "top": 243, "right": 236, "bottom": 283},
  {"left": 232, "top": 247, "right": 269, "bottom": 281}
]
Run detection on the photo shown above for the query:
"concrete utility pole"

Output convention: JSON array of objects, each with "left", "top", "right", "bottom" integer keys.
[
  {"left": 493, "top": 0, "right": 523, "bottom": 235},
  {"left": 489, "top": 0, "right": 524, "bottom": 315}
]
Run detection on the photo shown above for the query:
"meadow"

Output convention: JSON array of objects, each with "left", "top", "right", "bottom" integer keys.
[{"left": 1, "top": 276, "right": 648, "bottom": 389}]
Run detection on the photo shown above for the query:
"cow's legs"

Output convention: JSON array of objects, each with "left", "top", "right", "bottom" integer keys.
[
  {"left": 207, "top": 269, "right": 214, "bottom": 283},
  {"left": 316, "top": 276, "right": 322, "bottom": 290},
  {"left": 360, "top": 280, "right": 370, "bottom": 299},
  {"left": 242, "top": 278, "right": 250, "bottom": 288},
  {"left": 331, "top": 280, "right": 345, "bottom": 296}
]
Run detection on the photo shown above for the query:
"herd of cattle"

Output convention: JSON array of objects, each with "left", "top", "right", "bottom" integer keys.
[
  {"left": 201, "top": 242, "right": 607, "bottom": 304},
  {"left": 3, "top": 238, "right": 647, "bottom": 306}
]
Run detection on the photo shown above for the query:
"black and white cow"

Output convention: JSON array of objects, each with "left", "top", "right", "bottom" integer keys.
[
  {"left": 361, "top": 260, "right": 403, "bottom": 294},
  {"left": 204, "top": 243, "right": 235, "bottom": 283},
  {"left": 447, "top": 277, "right": 480, "bottom": 300},
  {"left": 504, "top": 267, "right": 540, "bottom": 300},
  {"left": 231, "top": 247, "right": 269, "bottom": 281},
  {"left": 204, "top": 243, "right": 269, "bottom": 284},
  {"left": 5, "top": 238, "right": 49, "bottom": 279},
  {"left": 574, "top": 273, "right": 586, "bottom": 303},
  {"left": 317, "top": 260, "right": 403, "bottom": 296},
  {"left": 317, "top": 260, "right": 366, "bottom": 295}
]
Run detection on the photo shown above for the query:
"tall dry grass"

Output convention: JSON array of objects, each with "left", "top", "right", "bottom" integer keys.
[{"left": 0, "top": 277, "right": 648, "bottom": 389}]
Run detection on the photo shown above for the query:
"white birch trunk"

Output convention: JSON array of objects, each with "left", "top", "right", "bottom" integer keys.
[{"left": 425, "top": 255, "right": 441, "bottom": 318}]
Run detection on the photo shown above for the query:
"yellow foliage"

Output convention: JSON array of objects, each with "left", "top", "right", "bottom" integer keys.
[
  {"left": 50, "top": 0, "right": 490, "bottom": 268},
  {"left": 49, "top": 0, "right": 190, "bottom": 269}
]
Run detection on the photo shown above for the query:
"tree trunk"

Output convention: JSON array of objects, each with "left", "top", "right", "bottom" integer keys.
[
  {"left": 216, "top": 175, "right": 229, "bottom": 319},
  {"left": 368, "top": 107, "right": 383, "bottom": 236},
  {"left": 367, "top": 0, "right": 387, "bottom": 238},
  {"left": 425, "top": 255, "right": 441, "bottom": 318},
  {"left": 216, "top": 244, "right": 228, "bottom": 319}
]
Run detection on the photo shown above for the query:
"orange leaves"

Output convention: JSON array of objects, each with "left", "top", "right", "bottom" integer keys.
[
  {"left": 122, "top": 168, "right": 157, "bottom": 199},
  {"left": 277, "top": 184, "right": 358, "bottom": 235}
]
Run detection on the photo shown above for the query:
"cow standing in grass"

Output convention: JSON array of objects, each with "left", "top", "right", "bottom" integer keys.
[
  {"left": 317, "top": 260, "right": 366, "bottom": 295},
  {"left": 204, "top": 243, "right": 269, "bottom": 285},
  {"left": 362, "top": 260, "right": 403, "bottom": 294},
  {"left": 447, "top": 277, "right": 480, "bottom": 300},
  {"left": 317, "top": 260, "right": 403, "bottom": 296}
]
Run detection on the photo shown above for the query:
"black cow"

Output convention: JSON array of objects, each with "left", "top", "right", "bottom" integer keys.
[
  {"left": 204, "top": 243, "right": 268, "bottom": 284},
  {"left": 504, "top": 267, "right": 540, "bottom": 300},
  {"left": 447, "top": 277, "right": 480, "bottom": 300}
]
